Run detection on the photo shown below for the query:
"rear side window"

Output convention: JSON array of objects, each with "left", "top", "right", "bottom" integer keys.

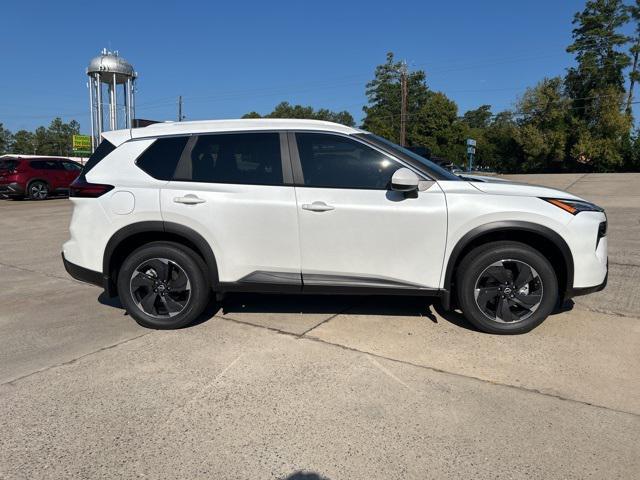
[
  {"left": 136, "top": 136, "right": 189, "bottom": 180},
  {"left": 0, "top": 159, "right": 19, "bottom": 171},
  {"left": 173, "top": 132, "right": 283, "bottom": 185},
  {"left": 30, "top": 160, "right": 65, "bottom": 170},
  {"left": 83, "top": 139, "right": 116, "bottom": 175},
  {"left": 295, "top": 133, "right": 402, "bottom": 189}
]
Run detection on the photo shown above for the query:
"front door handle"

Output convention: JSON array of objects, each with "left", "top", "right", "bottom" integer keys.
[
  {"left": 302, "top": 201, "right": 335, "bottom": 212},
  {"left": 173, "top": 194, "right": 206, "bottom": 205}
]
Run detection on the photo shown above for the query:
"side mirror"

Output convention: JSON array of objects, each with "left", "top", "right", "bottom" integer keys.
[{"left": 391, "top": 167, "right": 420, "bottom": 192}]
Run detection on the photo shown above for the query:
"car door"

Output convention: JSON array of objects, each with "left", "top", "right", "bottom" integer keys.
[
  {"left": 158, "top": 131, "right": 301, "bottom": 289},
  {"left": 291, "top": 132, "right": 447, "bottom": 291}
]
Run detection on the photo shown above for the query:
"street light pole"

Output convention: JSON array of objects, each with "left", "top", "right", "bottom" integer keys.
[{"left": 399, "top": 61, "right": 408, "bottom": 147}]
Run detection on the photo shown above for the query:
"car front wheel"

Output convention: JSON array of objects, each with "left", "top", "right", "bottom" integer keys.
[
  {"left": 456, "top": 241, "right": 558, "bottom": 334},
  {"left": 117, "top": 242, "right": 211, "bottom": 329}
]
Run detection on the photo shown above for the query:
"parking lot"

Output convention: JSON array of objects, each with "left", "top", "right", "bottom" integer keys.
[{"left": 1, "top": 173, "right": 639, "bottom": 479}]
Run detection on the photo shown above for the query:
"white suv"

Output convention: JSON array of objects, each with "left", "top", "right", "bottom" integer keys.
[{"left": 62, "top": 119, "right": 607, "bottom": 334}]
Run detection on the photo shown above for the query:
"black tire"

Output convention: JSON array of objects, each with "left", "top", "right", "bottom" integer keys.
[
  {"left": 27, "top": 180, "right": 49, "bottom": 200},
  {"left": 456, "top": 241, "right": 558, "bottom": 334},
  {"left": 117, "top": 241, "right": 211, "bottom": 329}
]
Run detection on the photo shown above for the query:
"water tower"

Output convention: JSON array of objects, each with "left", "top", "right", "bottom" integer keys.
[{"left": 87, "top": 48, "right": 137, "bottom": 150}]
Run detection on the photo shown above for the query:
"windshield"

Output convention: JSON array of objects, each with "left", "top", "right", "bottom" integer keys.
[{"left": 360, "top": 134, "right": 461, "bottom": 181}]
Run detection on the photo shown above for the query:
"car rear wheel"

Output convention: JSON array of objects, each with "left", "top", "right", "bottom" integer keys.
[
  {"left": 117, "top": 242, "right": 211, "bottom": 329},
  {"left": 456, "top": 241, "right": 558, "bottom": 334},
  {"left": 28, "top": 181, "right": 49, "bottom": 200}
]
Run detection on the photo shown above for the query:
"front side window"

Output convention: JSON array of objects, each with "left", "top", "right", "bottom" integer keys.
[
  {"left": 62, "top": 161, "right": 82, "bottom": 172},
  {"left": 173, "top": 132, "right": 282, "bottom": 185},
  {"left": 295, "top": 133, "right": 402, "bottom": 189}
]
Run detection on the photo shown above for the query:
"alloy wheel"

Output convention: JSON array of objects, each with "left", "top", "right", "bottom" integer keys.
[
  {"left": 474, "top": 259, "right": 543, "bottom": 323},
  {"left": 30, "top": 183, "right": 48, "bottom": 199},
  {"left": 129, "top": 258, "right": 191, "bottom": 318}
]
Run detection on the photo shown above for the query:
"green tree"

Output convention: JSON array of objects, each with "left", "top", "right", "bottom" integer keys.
[
  {"left": 462, "top": 105, "right": 492, "bottom": 129},
  {"left": 242, "top": 101, "right": 355, "bottom": 126},
  {"left": 362, "top": 52, "right": 429, "bottom": 143},
  {"left": 515, "top": 77, "right": 571, "bottom": 171},
  {"left": 412, "top": 91, "right": 464, "bottom": 162},
  {"left": 482, "top": 112, "right": 521, "bottom": 172},
  {"left": 565, "top": 0, "right": 632, "bottom": 171},
  {"left": 362, "top": 52, "right": 464, "bottom": 163},
  {"left": 566, "top": 0, "right": 630, "bottom": 101},
  {"left": 0, "top": 123, "right": 12, "bottom": 154},
  {"left": 11, "top": 130, "right": 35, "bottom": 154}
]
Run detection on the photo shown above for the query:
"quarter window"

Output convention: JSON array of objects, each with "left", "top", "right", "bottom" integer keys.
[
  {"left": 136, "top": 136, "right": 189, "bottom": 180},
  {"left": 295, "top": 133, "right": 402, "bottom": 189},
  {"left": 173, "top": 133, "right": 283, "bottom": 185}
]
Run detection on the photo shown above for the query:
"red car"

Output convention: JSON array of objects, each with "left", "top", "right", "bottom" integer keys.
[{"left": 0, "top": 156, "right": 83, "bottom": 200}]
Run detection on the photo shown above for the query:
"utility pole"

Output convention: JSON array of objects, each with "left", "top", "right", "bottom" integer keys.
[
  {"left": 399, "top": 61, "right": 408, "bottom": 147},
  {"left": 626, "top": 42, "right": 639, "bottom": 116},
  {"left": 178, "top": 95, "right": 184, "bottom": 122}
]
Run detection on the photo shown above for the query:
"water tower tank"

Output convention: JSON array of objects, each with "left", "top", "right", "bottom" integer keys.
[{"left": 87, "top": 49, "right": 137, "bottom": 150}]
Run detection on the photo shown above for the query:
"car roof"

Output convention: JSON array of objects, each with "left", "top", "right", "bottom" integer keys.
[
  {"left": 0, "top": 155, "right": 71, "bottom": 162},
  {"left": 102, "top": 118, "right": 366, "bottom": 146}
]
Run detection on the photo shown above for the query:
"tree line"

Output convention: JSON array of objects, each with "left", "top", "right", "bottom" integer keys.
[
  {"left": 0, "top": 118, "right": 80, "bottom": 157},
  {"left": 3, "top": 1, "right": 640, "bottom": 172}
]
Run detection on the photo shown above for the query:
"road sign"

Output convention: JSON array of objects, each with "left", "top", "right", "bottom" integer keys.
[
  {"left": 72, "top": 135, "right": 92, "bottom": 156},
  {"left": 466, "top": 138, "right": 476, "bottom": 147},
  {"left": 467, "top": 146, "right": 476, "bottom": 154}
]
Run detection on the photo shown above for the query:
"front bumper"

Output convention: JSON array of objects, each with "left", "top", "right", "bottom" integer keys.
[
  {"left": 62, "top": 252, "right": 105, "bottom": 289},
  {"left": 566, "top": 261, "right": 608, "bottom": 299}
]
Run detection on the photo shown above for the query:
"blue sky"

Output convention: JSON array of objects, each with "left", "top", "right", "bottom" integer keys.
[{"left": 0, "top": 0, "right": 621, "bottom": 133}]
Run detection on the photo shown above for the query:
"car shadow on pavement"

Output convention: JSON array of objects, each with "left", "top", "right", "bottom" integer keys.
[
  {"left": 284, "top": 472, "right": 329, "bottom": 480},
  {"left": 219, "top": 293, "right": 478, "bottom": 332},
  {"left": 98, "top": 291, "right": 574, "bottom": 333},
  {"left": 98, "top": 291, "right": 476, "bottom": 331}
]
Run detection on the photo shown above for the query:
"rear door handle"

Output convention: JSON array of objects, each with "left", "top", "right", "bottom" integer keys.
[
  {"left": 302, "top": 201, "right": 335, "bottom": 212},
  {"left": 173, "top": 194, "right": 206, "bottom": 205}
]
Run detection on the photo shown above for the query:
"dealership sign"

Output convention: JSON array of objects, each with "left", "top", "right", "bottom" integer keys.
[{"left": 72, "top": 135, "right": 92, "bottom": 156}]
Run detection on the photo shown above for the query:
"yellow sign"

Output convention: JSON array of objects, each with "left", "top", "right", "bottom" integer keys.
[{"left": 72, "top": 135, "right": 92, "bottom": 152}]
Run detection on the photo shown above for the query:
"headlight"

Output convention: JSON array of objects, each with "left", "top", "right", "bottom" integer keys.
[{"left": 542, "top": 198, "right": 604, "bottom": 215}]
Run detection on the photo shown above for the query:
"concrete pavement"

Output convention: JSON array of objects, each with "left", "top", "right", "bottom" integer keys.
[{"left": 1, "top": 174, "right": 639, "bottom": 479}]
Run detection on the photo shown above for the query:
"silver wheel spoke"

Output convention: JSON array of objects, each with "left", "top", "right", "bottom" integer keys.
[
  {"left": 475, "top": 259, "right": 543, "bottom": 324},
  {"left": 130, "top": 257, "right": 191, "bottom": 319}
]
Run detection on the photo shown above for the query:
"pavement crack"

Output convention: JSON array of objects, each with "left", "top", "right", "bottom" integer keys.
[
  {"left": 0, "top": 261, "right": 87, "bottom": 286},
  {"left": 215, "top": 315, "right": 640, "bottom": 419},
  {"left": 298, "top": 303, "right": 359, "bottom": 336},
  {"left": 564, "top": 173, "right": 589, "bottom": 192},
  {"left": 1, "top": 332, "right": 154, "bottom": 386}
]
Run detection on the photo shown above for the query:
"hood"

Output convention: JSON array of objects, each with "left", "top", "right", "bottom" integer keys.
[
  {"left": 456, "top": 173, "right": 510, "bottom": 183},
  {"left": 468, "top": 179, "right": 585, "bottom": 201}
]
